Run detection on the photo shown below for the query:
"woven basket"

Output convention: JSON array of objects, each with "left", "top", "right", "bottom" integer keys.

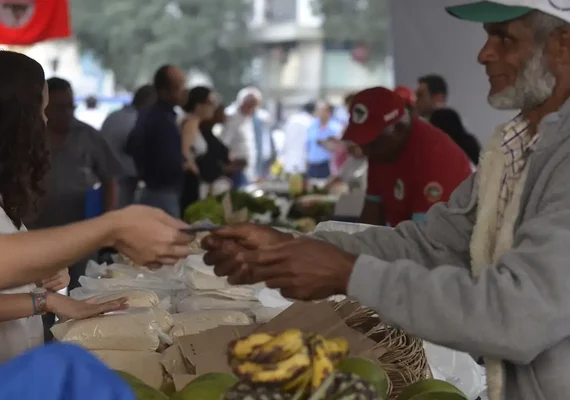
[{"left": 332, "top": 299, "right": 431, "bottom": 399}]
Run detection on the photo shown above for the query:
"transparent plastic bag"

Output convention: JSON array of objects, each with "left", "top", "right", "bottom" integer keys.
[
  {"left": 51, "top": 308, "right": 174, "bottom": 351},
  {"left": 424, "top": 342, "right": 486, "bottom": 400},
  {"left": 176, "top": 295, "right": 258, "bottom": 313},
  {"left": 169, "top": 310, "right": 251, "bottom": 337}
]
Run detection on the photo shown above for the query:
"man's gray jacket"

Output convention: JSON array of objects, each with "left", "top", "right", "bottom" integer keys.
[{"left": 314, "top": 102, "right": 570, "bottom": 400}]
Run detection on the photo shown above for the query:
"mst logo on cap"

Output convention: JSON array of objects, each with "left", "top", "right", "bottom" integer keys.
[
  {"left": 352, "top": 104, "right": 368, "bottom": 124},
  {"left": 342, "top": 87, "right": 407, "bottom": 145}
]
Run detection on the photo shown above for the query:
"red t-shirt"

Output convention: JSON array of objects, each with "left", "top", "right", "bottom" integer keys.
[{"left": 366, "top": 117, "right": 472, "bottom": 226}]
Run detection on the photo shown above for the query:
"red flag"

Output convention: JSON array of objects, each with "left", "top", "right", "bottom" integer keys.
[{"left": 0, "top": 0, "right": 71, "bottom": 45}]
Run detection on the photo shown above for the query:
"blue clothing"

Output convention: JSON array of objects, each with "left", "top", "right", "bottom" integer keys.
[
  {"left": 306, "top": 119, "right": 343, "bottom": 164},
  {"left": 127, "top": 101, "right": 184, "bottom": 191},
  {"left": 307, "top": 161, "right": 331, "bottom": 179},
  {"left": 0, "top": 343, "right": 134, "bottom": 400},
  {"left": 138, "top": 188, "right": 180, "bottom": 218}
]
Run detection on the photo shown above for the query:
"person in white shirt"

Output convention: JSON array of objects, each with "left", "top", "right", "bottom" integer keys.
[
  {"left": 280, "top": 102, "right": 316, "bottom": 175},
  {"left": 222, "top": 87, "right": 262, "bottom": 186},
  {"left": 0, "top": 51, "right": 197, "bottom": 362}
]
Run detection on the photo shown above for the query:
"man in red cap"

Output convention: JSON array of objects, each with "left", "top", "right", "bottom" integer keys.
[
  {"left": 394, "top": 85, "right": 416, "bottom": 108},
  {"left": 345, "top": 87, "right": 472, "bottom": 226}
]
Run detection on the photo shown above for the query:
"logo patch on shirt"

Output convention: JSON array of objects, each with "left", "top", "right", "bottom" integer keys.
[
  {"left": 351, "top": 104, "right": 368, "bottom": 124},
  {"left": 424, "top": 182, "right": 443, "bottom": 203},
  {"left": 394, "top": 179, "right": 405, "bottom": 201}
]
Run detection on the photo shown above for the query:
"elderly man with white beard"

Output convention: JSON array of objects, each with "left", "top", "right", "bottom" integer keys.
[{"left": 201, "top": 2, "right": 570, "bottom": 399}]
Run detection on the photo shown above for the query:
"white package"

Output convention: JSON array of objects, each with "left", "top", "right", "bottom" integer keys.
[
  {"left": 424, "top": 342, "right": 486, "bottom": 400},
  {"left": 93, "top": 289, "right": 161, "bottom": 308},
  {"left": 176, "top": 295, "right": 259, "bottom": 313},
  {"left": 169, "top": 310, "right": 251, "bottom": 337},
  {"left": 51, "top": 308, "right": 174, "bottom": 351}
]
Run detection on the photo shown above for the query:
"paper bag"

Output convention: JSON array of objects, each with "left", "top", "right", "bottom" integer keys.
[
  {"left": 256, "top": 302, "right": 379, "bottom": 357},
  {"left": 90, "top": 350, "right": 165, "bottom": 389},
  {"left": 177, "top": 324, "right": 261, "bottom": 375}
]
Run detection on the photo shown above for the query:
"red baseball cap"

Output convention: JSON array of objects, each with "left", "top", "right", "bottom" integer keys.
[
  {"left": 394, "top": 85, "right": 416, "bottom": 106},
  {"left": 342, "top": 87, "right": 406, "bottom": 145}
]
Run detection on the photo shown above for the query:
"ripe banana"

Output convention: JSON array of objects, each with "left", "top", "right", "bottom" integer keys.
[
  {"left": 308, "top": 335, "right": 335, "bottom": 392},
  {"left": 248, "top": 329, "right": 306, "bottom": 363},
  {"left": 231, "top": 346, "right": 312, "bottom": 385},
  {"left": 228, "top": 332, "right": 275, "bottom": 361},
  {"left": 322, "top": 337, "right": 349, "bottom": 363}
]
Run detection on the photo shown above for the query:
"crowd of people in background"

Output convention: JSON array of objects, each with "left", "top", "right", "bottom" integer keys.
[{"left": 46, "top": 63, "right": 484, "bottom": 231}]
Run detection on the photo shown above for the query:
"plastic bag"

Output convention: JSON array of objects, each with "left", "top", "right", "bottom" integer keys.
[
  {"left": 94, "top": 289, "right": 160, "bottom": 308},
  {"left": 314, "top": 221, "right": 376, "bottom": 234},
  {"left": 424, "top": 342, "right": 486, "bottom": 400},
  {"left": 51, "top": 308, "right": 174, "bottom": 351},
  {"left": 169, "top": 310, "right": 251, "bottom": 337},
  {"left": 176, "top": 295, "right": 258, "bottom": 313}
]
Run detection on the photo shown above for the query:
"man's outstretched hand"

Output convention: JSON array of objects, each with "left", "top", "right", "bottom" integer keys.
[
  {"left": 202, "top": 223, "right": 294, "bottom": 279},
  {"left": 206, "top": 232, "right": 357, "bottom": 301}
]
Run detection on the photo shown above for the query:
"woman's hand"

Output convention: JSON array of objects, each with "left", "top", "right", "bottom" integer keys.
[
  {"left": 41, "top": 269, "right": 70, "bottom": 292},
  {"left": 46, "top": 293, "right": 128, "bottom": 320}
]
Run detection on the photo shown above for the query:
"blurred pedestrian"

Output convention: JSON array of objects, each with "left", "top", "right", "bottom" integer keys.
[
  {"left": 280, "top": 102, "right": 316, "bottom": 175},
  {"left": 100, "top": 85, "right": 156, "bottom": 207},
  {"left": 306, "top": 101, "right": 343, "bottom": 179},
  {"left": 127, "top": 65, "right": 187, "bottom": 218}
]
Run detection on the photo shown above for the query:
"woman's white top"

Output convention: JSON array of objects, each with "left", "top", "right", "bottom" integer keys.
[{"left": 0, "top": 207, "right": 43, "bottom": 362}]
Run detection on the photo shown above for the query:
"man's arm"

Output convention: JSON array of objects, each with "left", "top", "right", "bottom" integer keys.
[
  {"left": 347, "top": 171, "right": 570, "bottom": 363},
  {"left": 314, "top": 173, "right": 477, "bottom": 269}
]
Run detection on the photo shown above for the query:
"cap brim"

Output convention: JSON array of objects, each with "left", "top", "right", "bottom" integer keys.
[
  {"left": 446, "top": 1, "right": 533, "bottom": 23},
  {"left": 342, "top": 125, "right": 376, "bottom": 146}
]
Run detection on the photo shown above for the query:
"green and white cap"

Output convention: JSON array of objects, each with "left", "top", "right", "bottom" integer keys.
[{"left": 446, "top": 1, "right": 570, "bottom": 24}]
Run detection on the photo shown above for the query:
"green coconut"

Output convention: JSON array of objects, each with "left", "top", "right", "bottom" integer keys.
[
  {"left": 337, "top": 357, "right": 390, "bottom": 398},
  {"left": 114, "top": 371, "right": 169, "bottom": 400},
  {"left": 171, "top": 373, "right": 238, "bottom": 400},
  {"left": 397, "top": 379, "right": 468, "bottom": 400}
]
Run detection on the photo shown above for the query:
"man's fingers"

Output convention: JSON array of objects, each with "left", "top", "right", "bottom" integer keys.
[
  {"left": 250, "top": 264, "right": 289, "bottom": 284},
  {"left": 213, "top": 259, "right": 243, "bottom": 278},
  {"left": 237, "top": 248, "right": 288, "bottom": 265},
  {"left": 211, "top": 224, "right": 251, "bottom": 240},
  {"left": 201, "top": 234, "right": 222, "bottom": 250},
  {"left": 97, "top": 299, "right": 128, "bottom": 315},
  {"left": 203, "top": 250, "right": 232, "bottom": 266}
]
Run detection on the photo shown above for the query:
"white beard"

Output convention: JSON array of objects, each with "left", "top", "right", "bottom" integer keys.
[{"left": 488, "top": 47, "right": 556, "bottom": 111}]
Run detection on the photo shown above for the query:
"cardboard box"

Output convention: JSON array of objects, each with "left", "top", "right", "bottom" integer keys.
[
  {"left": 90, "top": 350, "right": 165, "bottom": 389},
  {"left": 174, "top": 302, "right": 383, "bottom": 376}
]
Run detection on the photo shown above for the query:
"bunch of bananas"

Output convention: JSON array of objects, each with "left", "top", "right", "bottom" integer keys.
[{"left": 227, "top": 329, "right": 349, "bottom": 396}]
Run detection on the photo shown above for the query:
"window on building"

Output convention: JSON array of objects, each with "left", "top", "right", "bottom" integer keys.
[{"left": 265, "top": 0, "right": 297, "bottom": 23}]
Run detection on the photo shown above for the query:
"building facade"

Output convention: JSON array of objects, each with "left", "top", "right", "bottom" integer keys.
[{"left": 250, "top": 0, "right": 393, "bottom": 116}]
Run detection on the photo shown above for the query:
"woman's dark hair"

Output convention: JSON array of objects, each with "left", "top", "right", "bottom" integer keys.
[
  {"left": 0, "top": 51, "right": 50, "bottom": 228},
  {"left": 183, "top": 86, "right": 212, "bottom": 113},
  {"left": 430, "top": 108, "right": 481, "bottom": 165}
]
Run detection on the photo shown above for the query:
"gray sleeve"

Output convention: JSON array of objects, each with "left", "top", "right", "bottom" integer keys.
[
  {"left": 346, "top": 167, "right": 570, "bottom": 364},
  {"left": 313, "top": 173, "right": 477, "bottom": 268},
  {"left": 90, "top": 131, "right": 122, "bottom": 181}
]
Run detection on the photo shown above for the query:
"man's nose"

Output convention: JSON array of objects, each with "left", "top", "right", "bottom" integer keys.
[{"left": 477, "top": 39, "right": 498, "bottom": 65}]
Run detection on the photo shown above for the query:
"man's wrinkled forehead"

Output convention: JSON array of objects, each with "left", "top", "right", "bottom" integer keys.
[{"left": 483, "top": 14, "right": 536, "bottom": 40}]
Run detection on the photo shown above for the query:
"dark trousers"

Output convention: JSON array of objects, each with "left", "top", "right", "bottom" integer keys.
[{"left": 307, "top": 162, "right": 331, "bottom": 179}]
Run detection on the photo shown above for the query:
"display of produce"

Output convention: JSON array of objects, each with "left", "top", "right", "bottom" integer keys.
[
  {"left": 170, "top": 373, "right": 238, "bottom": 400},
  {"left": 115, "top": 371, "right": 169, "bottom": 400},
  {"left": 338, "top": 357, "right": 390, "bottom": 397},
  {"left": 397, "top": 379, "right": 468, "bottom": 400},
  {"left": 183, "top": 191, "right": 279, "bottom": 225}
]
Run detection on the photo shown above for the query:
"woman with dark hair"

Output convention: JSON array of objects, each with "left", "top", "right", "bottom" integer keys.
[
  {"left": 180, "top": 86, "right": 217, "bottom": 213},
  {"left": 429, "top": 108, "right": 481, "bottom": 166},
  {"left": 0, "top": 51, "right": 193, "bottom": 362}
]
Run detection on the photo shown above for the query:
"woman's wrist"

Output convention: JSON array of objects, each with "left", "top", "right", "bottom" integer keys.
[{"left": 45, "top": 292, "right": 59, "bottom": 314}]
